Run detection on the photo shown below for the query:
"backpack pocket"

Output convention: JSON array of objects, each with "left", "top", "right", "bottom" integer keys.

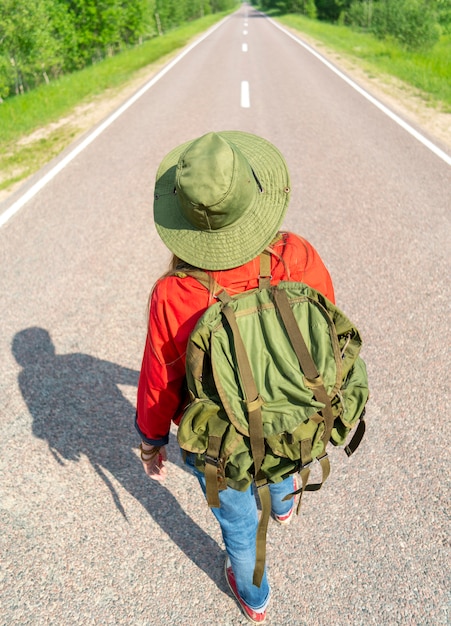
[
  {"left": 178, "top": 398, "right": 254, "bottom": 491},
  {"left": 177, "top": 398, "right": 221, "bottom": 454}
]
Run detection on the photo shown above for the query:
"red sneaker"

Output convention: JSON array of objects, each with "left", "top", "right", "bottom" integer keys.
[
  {"left": 224, "top": 558, "right": 267, "bottom": 624},
  {"left": 273, "top": 506, "right": 295, "bottom": 525}
]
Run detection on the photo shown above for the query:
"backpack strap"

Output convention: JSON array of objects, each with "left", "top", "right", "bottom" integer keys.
[
  {"left": 344, "top": 408, "right": 366, "bottom": 457},
  {"left": 273, "top": 287, "right": 335, "bottom": 498},
  {"left": 219, "top": 304, "right": 265, "bottom": 468},
  {"left": 177, "top": 269, "right": 223, "bottom": 296},
  {"left": 258, "top": 250, "right": 272, "bottom": 290}
]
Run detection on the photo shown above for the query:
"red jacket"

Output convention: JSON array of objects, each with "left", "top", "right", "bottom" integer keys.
[{"left": 136, "top": 232, "right": 335, "bottom": 445}]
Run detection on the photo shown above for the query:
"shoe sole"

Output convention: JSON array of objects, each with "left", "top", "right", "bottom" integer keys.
[{"left": 224, "top": 558, "right": 267, "bottom": 624}]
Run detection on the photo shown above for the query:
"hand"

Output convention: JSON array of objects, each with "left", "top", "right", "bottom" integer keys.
[{"left": 140, "top": 443, "right": 168, "bottom": 481}]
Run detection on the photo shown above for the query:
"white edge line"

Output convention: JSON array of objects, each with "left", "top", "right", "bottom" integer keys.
[
  {"left": 268, "top": 16, "right": 451, "bottom": 167},
  {"left": 0, "top": 16, "right": 231, "bottom": 229}
]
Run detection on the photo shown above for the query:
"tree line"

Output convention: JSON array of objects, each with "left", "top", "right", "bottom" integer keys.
[
  {"left": 0, "top": 0, "right": 237, "bottom": 99},
  {"left": 254, "top": 0, "right": 450, "bottom": 50}
]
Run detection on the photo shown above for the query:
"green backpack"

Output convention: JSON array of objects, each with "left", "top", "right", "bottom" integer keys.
[{"left": 177, "top": 251, "right": 369, "bottom": 585}]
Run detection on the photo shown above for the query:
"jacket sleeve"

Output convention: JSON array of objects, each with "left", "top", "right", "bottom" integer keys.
[{"left": 135, "top": 276, "right": 207, "bottom": 445}]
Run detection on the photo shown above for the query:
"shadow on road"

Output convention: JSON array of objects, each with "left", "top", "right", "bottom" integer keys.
[{"left": 12, "top": 326, "right": 224, "bottom": 588}]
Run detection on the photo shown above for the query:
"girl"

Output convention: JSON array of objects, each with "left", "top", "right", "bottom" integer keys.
[{"left": 136, "top": 131, "right": 334, "bottom": 623}]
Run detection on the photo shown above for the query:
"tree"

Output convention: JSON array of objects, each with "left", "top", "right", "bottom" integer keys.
[
  {"left": 57, "top": 0, "right": 154, "bottom": 67},
  {"left": 0, "top": 0, "right": 67, "bottom": 96}
]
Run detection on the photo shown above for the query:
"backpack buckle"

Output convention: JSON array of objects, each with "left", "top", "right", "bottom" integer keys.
[
  {"left": 300, "top": 459, "right": 314, "bottom": 470},
  {"left": 204, "top": 454, "right": 219, "bottom": 467}
]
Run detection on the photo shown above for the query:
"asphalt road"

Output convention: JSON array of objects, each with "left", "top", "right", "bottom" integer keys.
[{"left": 1, "top": 5, "right": 450, "bottom": 625}]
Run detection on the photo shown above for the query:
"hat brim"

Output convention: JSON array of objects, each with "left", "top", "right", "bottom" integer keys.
[{"left": 153, "top": 131, "right": 290, "bottom": 270}]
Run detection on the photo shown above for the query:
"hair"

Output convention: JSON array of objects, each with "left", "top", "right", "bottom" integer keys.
[
  {"left": 165, "top": 255, "right": 196, "bottom": 275},
  {"left": 149, "top": 232, "right": 292, "bottom": 318},
  {"left": 146, "top": 232, "right": 291, "bottom": 366}
]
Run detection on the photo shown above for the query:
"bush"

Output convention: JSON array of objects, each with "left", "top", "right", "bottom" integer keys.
[{"left": 372, "top": 0, "right": 440, "bottom": 50}]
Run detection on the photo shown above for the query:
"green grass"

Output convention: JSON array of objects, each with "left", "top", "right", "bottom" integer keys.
[{"left": 277, "top": 14, "right": 451, "bottom": 110}]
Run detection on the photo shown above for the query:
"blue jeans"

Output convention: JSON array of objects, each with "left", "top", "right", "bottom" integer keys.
[{"left": 185, "top": 453, "right": 295, "bottom": 611}]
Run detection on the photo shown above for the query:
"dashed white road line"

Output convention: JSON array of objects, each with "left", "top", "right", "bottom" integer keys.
[
  {"left": 242, "top": 43, "right": 248, "bottom": 52},
  {"left": 241, "top": 81, "right": 250, "bottom": 108}
]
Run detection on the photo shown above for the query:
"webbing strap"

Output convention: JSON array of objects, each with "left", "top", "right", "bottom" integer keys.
[
  {"left": 253, "top": 482, "right": 271, "bottom": 587},
  {"left": 281, "top": 463, "right": 314, "bottom": 514},
  {"left": 282, "top": 438, "right": 312, "bottom": 505},
  {"left": 304, "top": 453, "right": 331, "bottom": 492},
  {"left": 345, "top": 415, "right": 366, "bottom": 457},
  {"left": 180, "top": 269, "right": 230, "bottom": 302},
  {"left": 280, "top": 453, "right": 331, "bottom": 516},
  {"left": 273, "top": 288, "right": 320, "bottom": 380},
  {"left": 181, "top": 269, "right": 215, "bottom": 292},
  {"left": 204, "top": 436, "right": 222, "bottom": 508},
  {"left": 300, "top": 437, "right": 313, "bottom": 467},
  {"left": 282, "top": 464, "right": 310, "bottom": 498},
  {"left": 296, "top": 465, "right": 311, "bottom": 513}
]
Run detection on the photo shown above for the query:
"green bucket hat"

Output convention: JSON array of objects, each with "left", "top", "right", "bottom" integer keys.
[{"left": 153, "top": 131, "right": 291, "bottom": 270}]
